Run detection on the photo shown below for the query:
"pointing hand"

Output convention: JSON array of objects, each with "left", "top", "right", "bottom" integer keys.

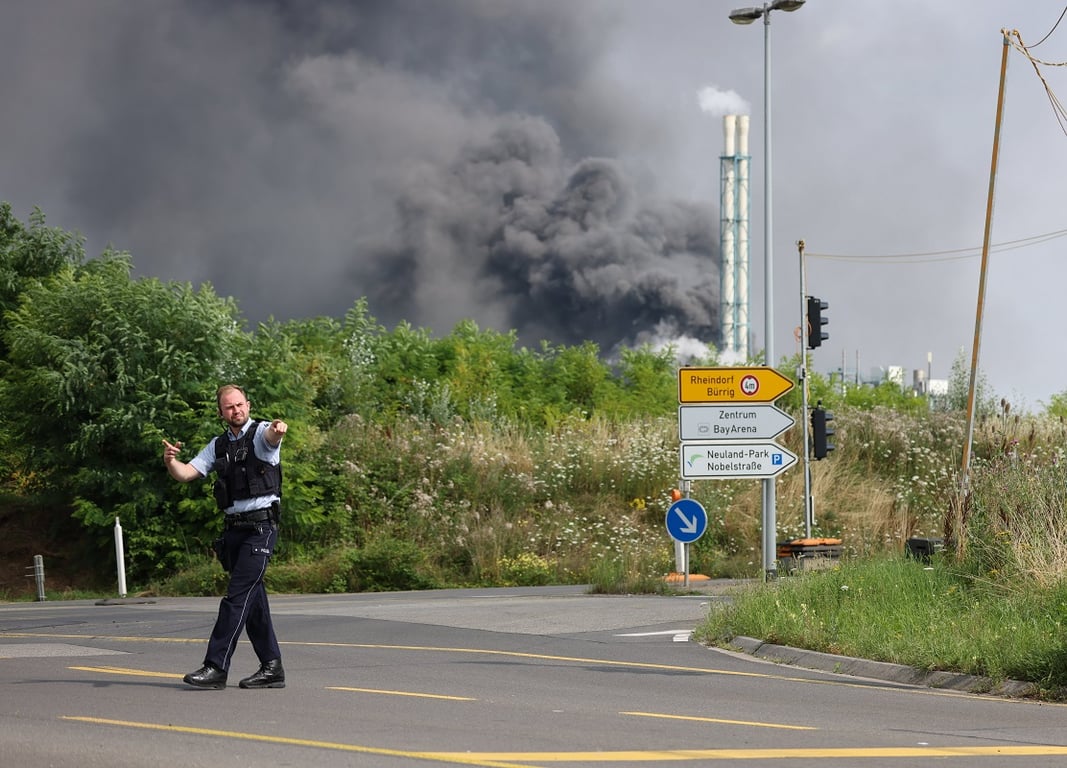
[{"left": 162, "top": 439, "right": 183, "bottom": 464}]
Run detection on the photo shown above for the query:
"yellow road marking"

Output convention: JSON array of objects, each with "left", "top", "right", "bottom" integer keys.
[
  {"left": 68, "top": 666, "right": 476, "bottom": 701},
  {"left": 460, "top": 746, "right": 1067, "bottom": 761},
  {"left": 13, "top": 630, "right": 1067, "bottom": 706},
  {"left": 68, "top": 665, "right": 182, "bottom": 680},
  {"left": 328, "top": 686, "right": 476, "bottom": 701},
  {"left": 621, "top": 711, "right": 816, "bottom": 730},
  {"left": 62, "top": 716, "right": 1067, "bottom": 763},
  {"left": 4, "top": 632, "right": 831, "bottom": 686},
  {"left": 61, "top": 716, "right": 539, "bottom": 768},
  {"left": 5, "top": 632, "right": 200, "bottom": 644},
  {"left": 294, "top": 641, "right": 837, "bottom": 685}
]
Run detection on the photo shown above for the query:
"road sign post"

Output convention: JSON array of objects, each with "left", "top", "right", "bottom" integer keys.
[
  {"left": 676, "top": 366, "right": 797, "bottom": 581},
  {"left": 665, "top": 498, "right": 708, "bottom": 589}
]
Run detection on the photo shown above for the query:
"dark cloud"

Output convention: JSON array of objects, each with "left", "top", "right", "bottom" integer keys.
[
  {"left": 12, "top": 1, "right": 1061, "bottom": 403},
  {"left": 0, "top": 0, "right": 717, "bottom": 355}
]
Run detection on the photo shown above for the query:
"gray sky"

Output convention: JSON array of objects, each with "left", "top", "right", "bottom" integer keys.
[{"left": 2, "top": 1, "right": 1065, "bottom": 408}]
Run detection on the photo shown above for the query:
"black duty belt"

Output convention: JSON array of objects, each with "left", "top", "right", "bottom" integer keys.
[{"left": 225, "top": 507, "right": 275, "bottom": 529}]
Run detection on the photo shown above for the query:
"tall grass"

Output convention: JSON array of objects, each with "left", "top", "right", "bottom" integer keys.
[
  {"left": 150, "top": 392, "right": 1067, "bottom": 697},
  {"left": 697, "top": 406, "right": 1067, "bottom": 696},
  {"left": 275, "top": 411, "right": 679, "bottom": 589},
  {"left": 152, "top": 400, "right": 1067, "bottom": 611},
  {"left": 712, "top": 404, "right": 963, "bottom": 564},
  {"left": 962, "top": 443, "right": 1067, "bottom": 586},
  {"left": 302, "top": 404, "right": 974, "bottom": 589},
  {"left": 696, "top": 557, "right": 1067, "bottom": 693}
]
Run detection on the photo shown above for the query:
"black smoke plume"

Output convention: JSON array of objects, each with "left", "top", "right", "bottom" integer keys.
[{"left": 0, "top": 0, "right": 720, "bottom": 353}]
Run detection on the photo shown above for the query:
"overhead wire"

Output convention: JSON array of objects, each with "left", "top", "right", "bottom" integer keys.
[
  {"left": 804, "top": 227, "right": 1067, "bottom": 264},
  {"left": 808, "top": 16, "right": 1067, "bottom": 266},
  {"left": 1027, "top": 5, "right": 1067, "bottom": 48},
  {"left": 1004, "top": 27, "right": 1067, "bottom": 136}
]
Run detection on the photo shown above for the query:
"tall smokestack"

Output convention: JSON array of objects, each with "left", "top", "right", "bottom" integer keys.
[
  {"left": 721, "top": 115, "right": 736, "bottom": 354},
  {"left": 736, "top": 114, "right": 750, "bottom": 358},
  {"left": 720, "top": 114, "right": 751, "bottom": 358}
]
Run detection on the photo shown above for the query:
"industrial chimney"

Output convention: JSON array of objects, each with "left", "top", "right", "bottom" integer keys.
[{"left": 720, "top": 114, "right": 750, "bottom": 358}]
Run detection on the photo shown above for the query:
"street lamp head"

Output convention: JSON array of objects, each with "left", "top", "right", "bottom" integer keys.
[
  {"left": 770, "top": 0, "right": 806, "bottom": 11},
  {"left": 728, "top": 7, "right": 764, "bottom": 24}
]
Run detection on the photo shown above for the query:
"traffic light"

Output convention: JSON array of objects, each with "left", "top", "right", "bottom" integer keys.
[
  {"left": 806, "top": 296, "right": 829, "bottom": 349},
  {"left": 811, "top": 402, "right": 835, "bottom": 460}
]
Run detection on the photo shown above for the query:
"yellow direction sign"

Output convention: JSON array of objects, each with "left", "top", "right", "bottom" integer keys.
[{"left": 678, "top": 366, "right": 794, "bottom": 404}]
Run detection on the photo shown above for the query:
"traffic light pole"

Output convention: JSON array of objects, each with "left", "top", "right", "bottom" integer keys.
[{"left": 797, "top": 240, "right": 813, "bottom": 537}]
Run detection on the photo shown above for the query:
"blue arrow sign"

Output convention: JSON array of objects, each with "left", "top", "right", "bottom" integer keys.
[{"left": 665, "top": 498, "right": 708, "bottom": 544}]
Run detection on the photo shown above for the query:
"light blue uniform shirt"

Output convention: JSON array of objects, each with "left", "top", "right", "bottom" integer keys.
[{"left": 188, "top": 419, "right": 281, "bottom": 515}]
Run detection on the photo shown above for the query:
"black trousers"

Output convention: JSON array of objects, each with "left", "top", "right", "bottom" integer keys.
[{"left": 203, "top": 523, "right": 281, "bottom": 671}]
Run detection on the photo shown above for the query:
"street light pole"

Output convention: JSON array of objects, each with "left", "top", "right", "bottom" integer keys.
[{"left": 729, "top": 0, "right": 805, "bottom": 580}]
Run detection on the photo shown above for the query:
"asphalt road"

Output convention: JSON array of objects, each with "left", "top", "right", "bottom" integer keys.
[{"left": 2, "top": 584, "right": 1066, "bottom": 767}]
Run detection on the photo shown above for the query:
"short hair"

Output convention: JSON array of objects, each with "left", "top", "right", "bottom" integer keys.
[{"left": 216, "top": 384, "right": 248, "bottom": 410}]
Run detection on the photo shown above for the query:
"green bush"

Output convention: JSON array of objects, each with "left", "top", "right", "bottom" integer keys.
[
  {"left": 155, "top": 558, "right": 229, "bottom": 597},
  {"left": 340, "top": 538, "right": 439, "bottom": 593}
]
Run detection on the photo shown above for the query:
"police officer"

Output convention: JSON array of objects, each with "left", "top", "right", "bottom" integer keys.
[{"left": 162, "top": 384, "right": 287, "bottom": 690}]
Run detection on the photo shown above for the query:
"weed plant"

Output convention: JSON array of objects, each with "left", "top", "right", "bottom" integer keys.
[
  {"left": 150, "top": 399, "right": 1067, "bottom": 603},
  {"left": 303, "top": 411, "right": 680, "bottom": 588},
  {"left": 696, "top": 556, "right": 1067, "bottom": 694},
  {"left": 149, "top": 392, "right": 1067, "bottom": 695},
  {"left": 697, "top": 406, "right": 1067, "bottom": 695}
]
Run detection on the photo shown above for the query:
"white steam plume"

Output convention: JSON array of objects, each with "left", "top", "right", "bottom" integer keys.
[{"left": 697, "top": 85, "right": 750, "bottom": 116}]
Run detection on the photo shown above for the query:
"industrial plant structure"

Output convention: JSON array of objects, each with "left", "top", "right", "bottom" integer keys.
[{"left": 719, "top": 114, "right": 750, "bottom": 358}]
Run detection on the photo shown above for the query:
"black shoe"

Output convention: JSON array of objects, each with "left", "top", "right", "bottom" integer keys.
[
  {"left": 239, "top": 659, "right": 285, "bottom": 689},
  {"left": 183, "top": 664, "right": 227, "bottom": 689}
]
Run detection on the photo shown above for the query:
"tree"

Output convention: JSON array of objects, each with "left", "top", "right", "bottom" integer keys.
[
  {"left": 947, "top": 347, "right": 995, "bottom": 417},
  {"left": 1043, "top": 390, "right": 1067, "bottom": 420},
  {"left": 0, "top": 250, "right": 245, "bottom": 578},
  {"left": 844, "top": 380, "right": 928, "bottom": 414},
  {"left": 545, "top": 341, "right": 610, "bottom": 414},
  {"left": 439, "top": 319, "right": 518, "bottom": 422},
  {"left": 271, "top": 309, "right": 375, "bottom": 426},
  {"left": 605, "top": 345, "right": 678, "bottom": 417},
  {"left": 0, "top": 204, "right": 84, "bottom": 358}
]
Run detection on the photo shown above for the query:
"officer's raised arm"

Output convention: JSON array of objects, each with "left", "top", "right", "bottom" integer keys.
[
  {"left": 162, "top": 439, "right": 204, "bottom": 483},
  {"left": 265, "top": 419, "right": 287, "bottom": 447}
]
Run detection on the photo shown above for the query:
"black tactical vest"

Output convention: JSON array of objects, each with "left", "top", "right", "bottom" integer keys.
[{"left": 211, "top": 420, "right": 282, "bottom": 510}]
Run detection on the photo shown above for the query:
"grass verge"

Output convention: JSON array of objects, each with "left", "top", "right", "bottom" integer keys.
[{"left": 694, "top": 555, "right": 1067, "bottom": 699}]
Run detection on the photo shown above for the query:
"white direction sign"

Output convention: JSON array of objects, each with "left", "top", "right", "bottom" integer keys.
[
  {"left": 678, "top": 404, "right": 795, "bottom": 443},
  {"left": 681, "top": 441, "right": 798, "bottom": 480}
]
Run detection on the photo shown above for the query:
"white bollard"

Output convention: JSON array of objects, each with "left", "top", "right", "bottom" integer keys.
[
  {"left": 33, "top": 555, "right": 46, "bottom": 601},
  {"left": 674, "top": 539, "right": 686, "bottom": 574},
  {"left": 114, "top": 516, "right": 127, "bottom": 598}
]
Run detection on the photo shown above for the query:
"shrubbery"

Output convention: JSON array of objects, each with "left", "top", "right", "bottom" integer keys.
[{"left": 4, "top": 204, "right": 1067, "bottom": 598}]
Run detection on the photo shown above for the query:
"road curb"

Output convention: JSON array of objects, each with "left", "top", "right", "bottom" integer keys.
[{"left": 727, "top": 635, "right": 1039, "bottom": 698}]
